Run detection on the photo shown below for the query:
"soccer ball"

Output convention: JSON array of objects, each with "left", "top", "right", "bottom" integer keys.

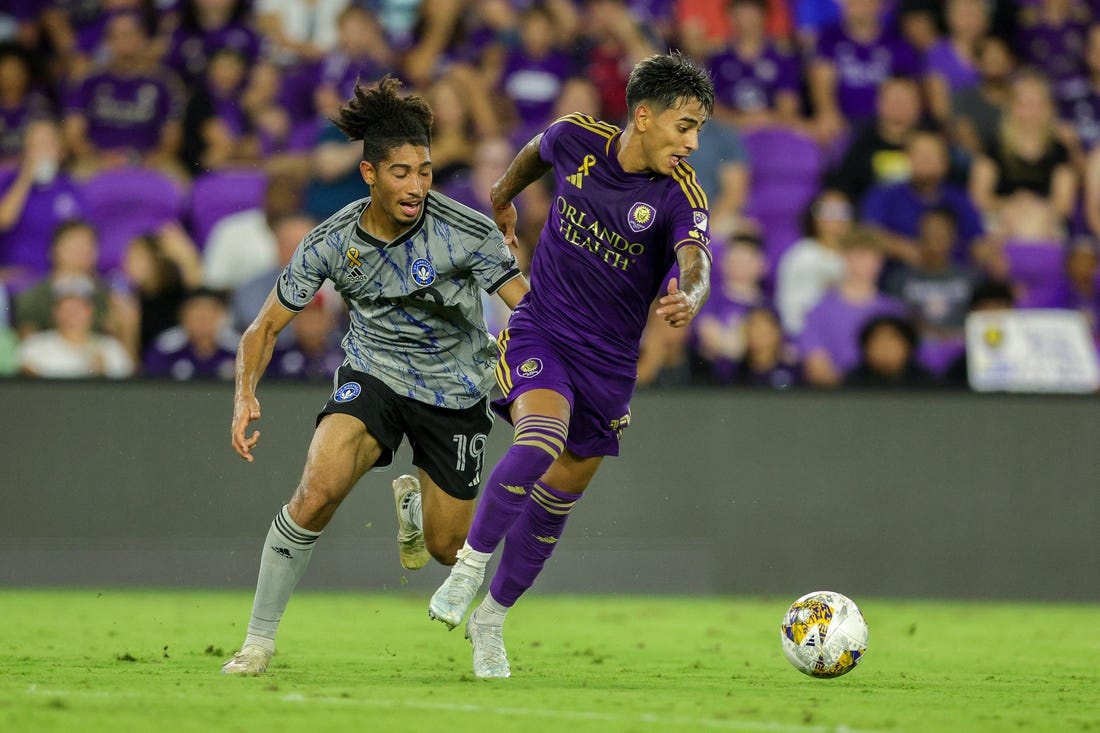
[{"left": 780, "top": 591, "right": 868, "bottom": 678}]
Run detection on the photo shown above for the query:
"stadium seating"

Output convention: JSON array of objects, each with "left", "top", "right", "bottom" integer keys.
[
  {"left": 742, "top": 128, "right": 824, "bottom": 276},
  {"left": 82, "top": 167, "right": 187, "bottom": 274},
  {"left": 1003, "top": 241, "right": 1068, "bottom": 308},
  {"left": 189, "top": 169, "right": 268, "bottom": 250}
]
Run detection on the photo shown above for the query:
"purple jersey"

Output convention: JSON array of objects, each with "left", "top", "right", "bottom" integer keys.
[
  {"left": 500, "top": 47, "right": 574, "bottom": 129},
  {"left": 66, "top": 69, "right": 183, "bottom": 152},
  {"left": 167, "top": 23, "right": 262, "bottom": 84},
  {"left": 0, "top": 171, "right": 83, "bottom": 277},
  {"left": 708, "top": 43, "right": 799, "bottom": 113},
  {"left": 518, "top": 113, "right": 712, "bottom": 376},
  {"left": 814, "top": 24, "right": 922, "bottom": 122},
  {"left": 798, "top": 289, "right": 906, "bottom": 372}
]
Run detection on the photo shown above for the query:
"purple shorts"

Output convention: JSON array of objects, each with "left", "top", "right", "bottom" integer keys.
[{"left": 491, "top": 323, "right": 635, "bottom": 458}]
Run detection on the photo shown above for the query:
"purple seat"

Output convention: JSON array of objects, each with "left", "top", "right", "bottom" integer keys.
[
  {"left": 1003, "top": 240, "right": 1068, "bottom": 309},
  {"left": 82, "top": 167, "right": 186, "bottom": 274},
  {"left": 742, "top": 128, "right": 824, "bottom": 274},
  {"left": 189, "top": 169, "right": 267, "bottom": 249}
]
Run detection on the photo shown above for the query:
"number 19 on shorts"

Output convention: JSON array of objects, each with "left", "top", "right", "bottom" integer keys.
[{"left": 453, "top": 433, "right": 488, "bottom": 487}]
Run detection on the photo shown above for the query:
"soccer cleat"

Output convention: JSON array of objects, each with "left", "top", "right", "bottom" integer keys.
[
  {"left": 465, "top": 606, "right": 510, "bottom": 678},
  {"left": 428, "top": 554, "right": 483, "bottom": 629},
  {"left": 392, "top": 474, "right": 429, "bottom": 570},
  {"left": 220, "top": 644, "right": 272, "bottom": 676}
]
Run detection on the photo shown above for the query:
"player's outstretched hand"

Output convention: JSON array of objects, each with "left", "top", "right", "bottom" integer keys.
[
  {"left": 493, "top": 203, "right": 519, "bottom": 250},
  {"left": 656, "top": 277, "right": 698, "bottom": 328},
  {"left": 231, "top": 394, "right": 262, "bottom": 462}
]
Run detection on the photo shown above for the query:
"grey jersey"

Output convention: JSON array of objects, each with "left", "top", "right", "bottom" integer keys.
[{"left": 276, "top": 191, "right": 520, "bottom": 409}]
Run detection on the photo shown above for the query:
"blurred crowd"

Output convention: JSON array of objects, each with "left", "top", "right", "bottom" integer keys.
[{"left": 0, "top": 0, "right": 1097, "bottom": 389}]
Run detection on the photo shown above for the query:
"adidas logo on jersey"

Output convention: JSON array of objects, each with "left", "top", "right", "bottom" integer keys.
[{"left": 567, "top": 154, "right": 597, "bottom": 189}]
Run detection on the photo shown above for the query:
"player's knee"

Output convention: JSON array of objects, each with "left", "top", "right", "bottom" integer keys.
[
  {"left": 288, "top": 483, "right": 345, "bottom": 531},
  {"left": 508, "top": 414, "right": 569, "bottom": 478}
]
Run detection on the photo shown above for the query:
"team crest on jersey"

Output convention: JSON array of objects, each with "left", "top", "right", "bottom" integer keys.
[
  {"left": 333, "top": 381, "right": 361, "bottom": 403},
  {"left": 628, "top": 202, "right": 656, "bottom": 232},
  {"left": 693, "top": 210, "right": 709, "bottom": 231},
  {"left": 517, "top": 358, "right": 543, "bottom": 378},
  {"left": 411, "top": 257, "right": 436, "bottom": 286}
]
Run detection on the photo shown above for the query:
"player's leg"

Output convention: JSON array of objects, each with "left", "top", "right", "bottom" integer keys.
[
  {"left": 418, "top": 468, "right": 475, "bottom": 564},
  {"left": 393, "top": 394, "right": 493, "bottom": 569},
  {"left": 465, "top": 449, "right": 601, "bottom": 678},
  {"left": 223, "top": 412, "right": 387, "bottom": 676},
  {"left": 429, "top": 388, "right": 571, "bottom": 628}
]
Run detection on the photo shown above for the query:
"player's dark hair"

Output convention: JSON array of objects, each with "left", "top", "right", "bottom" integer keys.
[
  {"left": 626, "top": 52, "right": 715, "bottom": 119},
  {"left": 330, "top": 75, "right": 433, "bottom": 166}
]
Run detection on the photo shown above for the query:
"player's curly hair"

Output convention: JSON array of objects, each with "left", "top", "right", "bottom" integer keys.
[
  {"left": 330, "top": 75, "right": 433, "bottom": 165},
  {"left": 626, "top": 52, "right": 715, "bottom": 118}
]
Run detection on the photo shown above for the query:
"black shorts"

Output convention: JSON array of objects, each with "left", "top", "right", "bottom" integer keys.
[{"left": 317, "top": 366, "right": 493, "bottom": 500}]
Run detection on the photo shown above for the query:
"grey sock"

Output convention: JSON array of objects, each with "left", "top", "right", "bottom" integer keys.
[{"left": 244, "top": 505, "right": 321, "bottom": 648}]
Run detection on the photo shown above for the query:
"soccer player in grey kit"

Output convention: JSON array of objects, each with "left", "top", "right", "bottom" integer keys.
[
  {"left": 430, "top": 53, "right": 716, "bottom": 677},
  {"left": 221, "top": 77, "right": 528, "bottom": 675}
]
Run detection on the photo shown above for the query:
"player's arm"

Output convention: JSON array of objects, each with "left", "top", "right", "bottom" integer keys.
[
  {"left": 489, "top": 134, "right": 551, "bottom": 248},
  {"left": 231, "top": 288, "right": 296, "bottom": 462},
  {"left": 656, "top": 244, "right": 710, "bottom": 328},
  {"left": 494, "top": 274, "right": 530, "bottom": 310}
]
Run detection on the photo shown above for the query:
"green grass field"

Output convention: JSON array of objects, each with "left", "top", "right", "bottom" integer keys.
[{"left": 1, "top": 590, "right": 1097, "bottom": 733}]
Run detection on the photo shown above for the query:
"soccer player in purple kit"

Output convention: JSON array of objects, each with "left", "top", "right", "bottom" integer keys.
[{"left": 429, "top": 52, "right": 715, "bottom": 678}]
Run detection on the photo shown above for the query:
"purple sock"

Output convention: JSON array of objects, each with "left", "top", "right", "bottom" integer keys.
[
  {"left": 489, "top": 481, "right": 581, "bottom": 607},
  {"left": 466, "top": 414, "right": 568, "bottom": 554}
]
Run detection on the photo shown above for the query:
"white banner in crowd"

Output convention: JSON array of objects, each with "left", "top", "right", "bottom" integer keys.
[{"left": 966, "top": 310, "right": 1100, "bottom": 393}]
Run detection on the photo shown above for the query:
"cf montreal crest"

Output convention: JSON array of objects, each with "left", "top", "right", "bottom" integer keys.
[
  {"left": 333, "top": 382, "right": 361, "bottom": 403},
  {"left": 411, "top": 257, "right": 436, "bottom": 286}
]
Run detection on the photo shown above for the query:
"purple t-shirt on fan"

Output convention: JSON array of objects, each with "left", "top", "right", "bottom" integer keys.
[
  {"left": 319, "top": 53, "right": 387, "bottom": 100},
  {"left": 66, "top": 69, "right": 183, "bottom": 152},
  {"left": 798, "top": 289, "right": 906, "bottom": 372},
  {"left": 143, "top": 338, "right": 236, "bottom": 380},
  {"left": 924, "top": 39, "right": 979, "bottom": 92},
  {"left": 860, "top": 181, "right": 985, "bottom": 254},
  {"left": 518, "top": 113, "right": 712, "bottom": 376},
  {"left": 708, "top": 43, "right": 800, "bottom": 113},
  {"left": 500, "top": 46, "right": 575, "bottom": 130},
  {"left": 0, "top": 170, "right": 84, "bottom": 277},
  {"left": 1060, "top": 91, "right": 1100, "bottom": 150},
  {"left": 814, "top": 24, "right": 922, "bottom": 122},
  {"left": 1017, "top": 14, "right": 1089, "bottom": 101},
  {"left": 167, "top": 23, "right": 261, "bottom": 84},
  {"left": 694, "top": 290, "right": 767, "bottom": 382}
]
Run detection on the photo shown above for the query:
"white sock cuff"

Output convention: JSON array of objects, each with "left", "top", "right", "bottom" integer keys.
[
  {"left": 243, "top": 633, "right": 276, "bottom": 653},
  {"left": 481, "top": 593, "right": 510, "bottom": 617},
  {"left": 274, "top": 505, "right": 321, "bottom": 549},
  {"left": 455, "top": 541, "right": 492, "bottom": 573}
]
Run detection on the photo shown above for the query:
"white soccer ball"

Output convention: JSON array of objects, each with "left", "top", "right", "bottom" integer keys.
[{"left": 780, "top": 591, "right": 868, "bottom": 678}]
